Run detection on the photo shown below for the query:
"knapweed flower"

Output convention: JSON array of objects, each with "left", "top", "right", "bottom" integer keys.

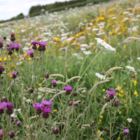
[
  {"left": 41, "top": 100, "right": 53, "bottom": 107},
  {"left": 72, "top": 91, "right": 77, "bottom": 96},
  {"left": 8, "top": 131, "right": 15, "bottom": 138},
  {"left": 33, "top": 103, "right": 43, "bottom": 115},
  {"left": 7, "top": 102, "right": 14, "bottom": 109},
  {"left": 106, "top": 90, "right": 115, "bottom": 99},
  {"left": 0, "top": 65, "right": 5, "bottom": 75},
  {"left": 42, "top": 107, "right": 52, "bottom": 118},
  {"left": 6, "top": 102, "right": 14, "bottom": 115},
  {"left": 64, "top": 85, "right": 73, "bottom": 95},
  {"left": 114, "top": 99, "right": 120, "bottom": 107},
  {"left": 17, "top": 121, "right": 21, "bottom": 126},
  {"left": 52, "top": 127, "right": 59, "bottom": 134},
  {"left": 0, "top": 129, "right": 3, "bottom": 138},
  {"left": 10, "top": 33, "right": 15, "bottom": 42},
  {"left": 45, "top": 72, "right": 49, "bottom": 78},
  {"left": 103, "top": 96, "right": 110, "bottom": 102},
  {"left": 27, "top": 49, "right": 34, "bottom": 58},
  {"left": 1, "top": 96, "right": 7, "bottom": 102},
  {"left": 13, "top": 44, "right": 21, "bottom": 52},
  {"left": 31, "top": 40, "right": 38, "bottom": 50},
  {"left": 11, "top": 71, "right": 18, "bottom": 79},
  {"left": 123, "top": 129, "right": 129, "bottom": 135},
  {"left": 0, "top": 102, "right": 7, "bottom": 114},
  {"left": 38, "top": 41, "right": 46, "bottom": 51},
  {"left": 68, "top": 101, "right": 73, "bottom": 106},
  {"left": 0, "top": 40, "right": 3, "bottom": 48},
  {"left": 52, "top": 80, "right": 57, "bottom": 87}
]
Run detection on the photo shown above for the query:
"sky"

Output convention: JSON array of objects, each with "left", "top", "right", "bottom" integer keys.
[{"left": 0, "top": 0, "right": 66, "bottom": 20}]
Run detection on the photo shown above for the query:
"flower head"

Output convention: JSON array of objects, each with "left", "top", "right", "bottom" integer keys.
[
  {"left": 0, "top": 129, "right": 3, "bottom": 137},
  {"left": 7, "top": 102, "right": 14, "bottom": 109},
  {"left": 0, "top": 102, "right": 7, "bottom": 110},
  {"left": 31, "top": 41, "right": 38, "bottom": 45},
  {"left": 106, "top": 90, "right": 115, "bottom": 95},
  {"left": 33, "top": 103, "right": 43, "bottom": 109},
  {"left": 41, "top": 100, "right": 53, "bottom": 107},
  {"left": 0, "top": 65, "right": 5, "bottom": 74},
  {"left": 11, "top": 71, "right": 18, "bottom": 79},
  {"left": 52, "top": 80, "right": 57, "bottom": 87},
  {"left": 42, "top": 107, "right": 52, "bottom": 114},
  {"left": 17, "top": 121, "right": 21, "bottom": 126},
  {"left": 64, "top": 85, "right": 73, "bottom": 95},
  {"left": 123, "top": 129, "right": 129, "bottom": 135},
  {"left": 39, "top": 41, "right": 46, "bottom": 47},
  {"left": 27, "top": 49, "right": 34, "bottom": 57},
  {"left": 0, "top": 40, "right": 3, "bottom": 48}
]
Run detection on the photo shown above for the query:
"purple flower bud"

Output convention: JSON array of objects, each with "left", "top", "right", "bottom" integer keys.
[
  {"left": 52, "top": 80, "right": 57, "bottom": 87},
  {"left": 52, "top": 127, "right": 59, "bottom": 134},
  {"left": 17, "top": 121, "right": 21, "bottom": 126},
  {"left": 0, "top": 40, "right": 3, "bottom": 48}
]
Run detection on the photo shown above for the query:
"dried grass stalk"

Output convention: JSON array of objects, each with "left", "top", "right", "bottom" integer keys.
[
  {"left": 38, "top": 87, "right": 56, "bottom": 92},
  {"left": 65, "top": 76, "right": 81, "bottom": 84},
  {"left": 50, "top": 74, "right": 65, "bottom": 78},
  {"left": 132, "top": 4, "right": 140, "bottom": 16},
  {"left": 123, "top": 37, "right": 140, "bottom": 43},
  {"left": 77, "top": 88, "right": 86, "bottom": 92},
  {"left": 80, "top": 124, "right": 90, "bottom": 130},
  {"left": 75, "top": 105, "right": 90, "bottom": 122},
  {"left": 105, "top": 67, "right": 123, "bottom": 76},
  {"left": 89, "top": 79, "right": 110, "bottom": 93},
  {"left": 50, "top": 91, "right": 66, "bottom": 101}
]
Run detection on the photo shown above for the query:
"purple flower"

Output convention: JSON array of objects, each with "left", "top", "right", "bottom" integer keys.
[
  {"left": 8, "top": 43, "right": 13, "bottom": 47},
  {"left": 13, "top": 44, "right": 21, "bottom": 51},
  {"left": 27, "top": 49, "right": 34, "bottom": 55},
  {"left": 17, "top": 121, "right": 21, "bottom": 126},
  {"left": 0, "top": 40, "right": 3, "bottom": 48},
  {"left": 64, "top": 85, "right": 73, "bottom": 91},
  {"left": 39, "top": 41, "right": 46, "bottom": 47},
  {"left": 0, "top": 102, "right": 7, "bottom": 110},
  {"left": 64, "top": 85, "right": 73, "bottom": 95},
  {"left": 33, "top": 103, "right": 43, "bottom": 109},
  {"left": 68, "top": 100, "right": 73, "bottom": 106},
  {"left": 106, "top": 90, "right": 115, "bottom": 95},
  {"left": 0, "top": 129, "right": 3, "bottom": 137},
  {"left": 11, "top": 33, "right": 15, "bottom": 37},
  {"left": 115, "top": 99, "right": 120, "bottom": 102},
  {"left": 11, "top": 71, "right": 18, "bottom": 76},
  {"left": 52, "top": 80, "right": 57, "bottom": 87},
  {"left": 75, "top": 102, "right": 79, "bottom": 106},
  {"left": 41, "top": 100, "right": 53, "bottom": 107},
  {"left": 11, "top": 71, "right": 18, "bottom": 79},
  {"left": 27, "top": 49, "right": 34, "bottom": 57},
  {"left": 123, "top": 129, "right": 129, "bottom": 135},
  {"left": 7, "top": 47, "right": 11, "bottom": 51},
  {"left": 7, "top": 102, "right": 14, "bottom": 109},
  {"left": 31, "top": 41, "right": 39, "bottom": 45},
  {"left": 0, "top": 65, "right": 5, "bottom": 74},
  {"left": 42, "top": 107, "right": 52, "bottom": 114}
]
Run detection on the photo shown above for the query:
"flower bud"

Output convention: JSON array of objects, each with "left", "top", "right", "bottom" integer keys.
[
  {"left": 8, "top": 131, "right": 15, "bottom": 138},
  {"left": 52, "top": 127, "right": 59, "bottom": 134}
]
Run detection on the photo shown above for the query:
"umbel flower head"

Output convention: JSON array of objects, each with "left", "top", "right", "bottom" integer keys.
[
  {"left": 64, "top": 85, "right": 73, "bottom": 95},
  {"left": 0, "top": 40, "right": 3, "bottom": 48},
  {"left": 27, "top": 49, "right": 34, "bottom": 58}
]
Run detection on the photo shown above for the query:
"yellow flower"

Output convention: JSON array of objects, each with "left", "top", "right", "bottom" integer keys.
[
  {"left": 0, "top": 57, "right": 2, "bottom": 62},
  {"left": 102, "top": 89, "right": 105, "bottom": 92},
  {"left": 4, "top": 57, "right": 7, "bottom": 61},
  {"left": 124, "top": 82, "right": 126, "bottom": 85},
  {"left": 123, "top": 44, "right": 126, "bottom": 49},
  {"left": 117, "top": 137, "right": 121, "bottom": 140},
  {"left": 38, "top": 83, "right": 42, "bottom": 87},
  {"left": 14, "top": 52, "right": 17, "bottom": 56},
  {"left": 40, "top": 78, "right": 43, "bottom": 80},
  {"left": 76, "top": 122, "right": 78, "bottom": 124},
  {"left": 133, "top": 80, "right": 137, "bottom": 86},
  {"left": 120, "top": 90, "right": 124, "bottom": 94},
  {"left": 100, "top": 116, "right": 103, "bottom": 119},
  {"left": 8, "top": 73, "right": 12, "bottom": 78},
  {"left": 97, "top": 130, "right": 101, "bottom": 135},
  {"left": 117, "top": 109, "right": 121, "bottom": 114},
  {"left": 139, "top": 102, "right": 140, "bottom": 104},
  {"left": 134, "top": 90, "right": 138, "bottom": 97},
  {"left": 68, "top": 68, "right": 70, "bottom": 71}
]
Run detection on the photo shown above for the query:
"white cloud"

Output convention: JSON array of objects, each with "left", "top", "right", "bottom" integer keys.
[{"left": 0, "top": 0, "right": 66, "bottom": 20}]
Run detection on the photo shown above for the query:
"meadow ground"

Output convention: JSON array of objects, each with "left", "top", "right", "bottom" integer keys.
[{"left": 0, "top": 0, "right": 140, "bottom": 139}]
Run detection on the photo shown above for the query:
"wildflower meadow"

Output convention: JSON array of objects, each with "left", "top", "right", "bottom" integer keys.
[{"left": 0, "top": 0, "right": 140, "bottom": 139}]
